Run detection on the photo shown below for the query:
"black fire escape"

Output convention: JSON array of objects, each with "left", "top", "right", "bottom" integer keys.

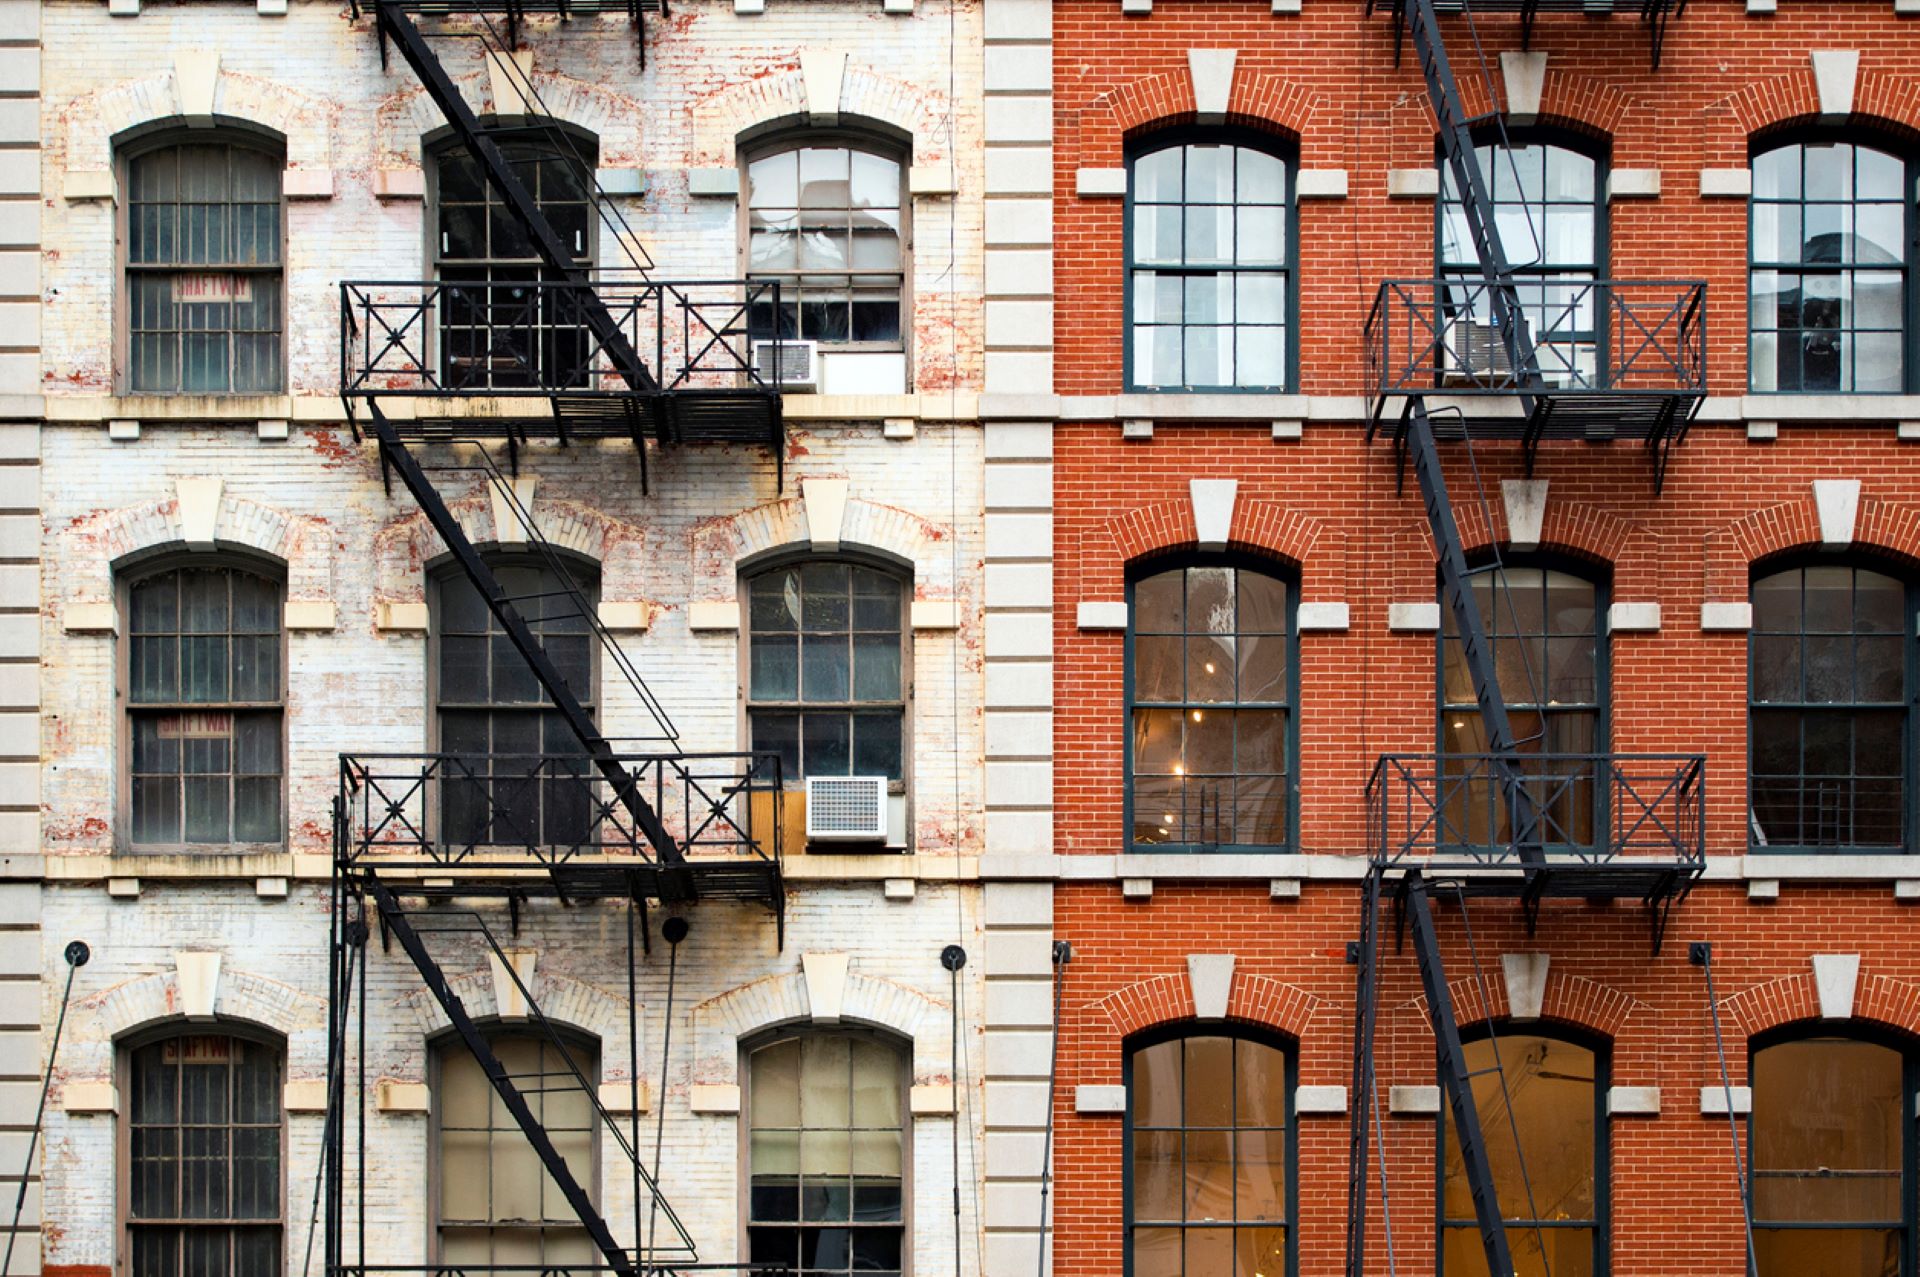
[
  {"left": 1348, "top": 3, "right": 1704, "bottom": 1275},
  {"left": 327, "top": 6, "right": 786, "bottom": 1277}
]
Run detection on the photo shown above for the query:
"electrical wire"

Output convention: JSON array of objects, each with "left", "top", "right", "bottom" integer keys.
[
  {"left": 6, "top": 944, "right": 86, "bottom": 1277},
  {"left": 1698, "top": 947, "right": 1759, "bottom": 1277},
  {"left": 1035, "top": 943, "right": 1070, "bottom": 1277}
]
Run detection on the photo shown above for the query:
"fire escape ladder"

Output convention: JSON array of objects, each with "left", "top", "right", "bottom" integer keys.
[
  {"left": 363, "top": 398, "right": 683, "bottom": 863},
  {"left": 1343, "top": 870, "right": 1383, "bottom": 1277},
  {"left": 374, "top": 0, "right": 659, "bottom": 396},
  {"left": 1406, "top": 873, "right": 1518, "bottom": 1277},
  {"left": 363, "top": 876, "right": 700, "bottom": 1274}
]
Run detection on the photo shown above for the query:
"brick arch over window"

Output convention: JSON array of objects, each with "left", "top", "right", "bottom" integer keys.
[
  {"left": 686, "top": 59, "right": 954, "bottom": 170},
  {"left": 687, "top": 491, "right": 958, "bottom": 606},
  {"left": 1387, "top": 77, "right": 1629, "bottom": 168},
  {"left": 1073, "top": 73, "right": 1335, "bottom": 167},
  {"left": 1702, "top": 74, "right": 1920, "bottom": 168},
  {"left": 1079, "top": 497, "right": 1343, "bottom": 602},
  {"left": 1069, "top": 972, "right": 1324, "bottom": 1089},
  {"left": 375, "top": 70, "right": 639, "bottom": 171},
  {"left": 1408, "top": 971, "right": 1641, "bottom": 1044},
  {"left": 72, "top": 964, "right": 326, "bottom": 1083},
  {"left": 391, "top": 967, "right": 640, "bottom": 1089},
  {"left": 71, "top": 62, "right": 331, "bottom": 173},
  {"left": 1449, "top": 497, "right": 1635, "bottom": 567},
  {"left": 688, "top": 969, "right": 952, "bottom": 1087},
  {"left": 61, "top": 488, "right": 335, "bottom": 616},
  {"left": 373, "top": 495, "right": 647, "bottom": 609},
  {"left": 1719, "top": 971, "right": 1920, "bottom": 1049},
  {"left": 1701, "top": 493, "right": 1920, "bottom": 604}
]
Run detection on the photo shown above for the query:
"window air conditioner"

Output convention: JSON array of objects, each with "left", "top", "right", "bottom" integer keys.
[
  {"left": 805, "top": 775, "right": 889, "bottom": 843},
  {"left": 1442, "top": 317, "right": 1513, "bottom": 384},
  {"left": 752, "top": 339, "right": 819, "bottom": 392}
]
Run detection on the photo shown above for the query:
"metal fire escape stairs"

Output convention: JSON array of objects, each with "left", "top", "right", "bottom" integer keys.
[
  {"left": 327, "top": 9, "right": 784, "bottom": 1277},
  {"left": 1347, "top": 3, "right": 1698, "bottom": 1275}
]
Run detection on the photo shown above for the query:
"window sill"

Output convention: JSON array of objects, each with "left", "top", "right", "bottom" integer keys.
[{"left": 46, "top": 851, "right": 329, "bottom": 881}]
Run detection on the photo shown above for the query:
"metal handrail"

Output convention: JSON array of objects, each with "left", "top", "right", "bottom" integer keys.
[
  {"left": 340, "top": 277, "right": 784, "bottom": 397},
  {"left": 1368, "top": 751, "right": 1705, "bottom": 868},
  {"left": 337, "top": 750, "right": 784, "bottom": 869}
]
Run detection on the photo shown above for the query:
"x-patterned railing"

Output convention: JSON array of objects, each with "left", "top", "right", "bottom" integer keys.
[
  {"left": 337, "top": 751, "right": 782, "bottom": 869},
  {"left": 1368, "top": 752, "right": 1705, "bottom": 870}
]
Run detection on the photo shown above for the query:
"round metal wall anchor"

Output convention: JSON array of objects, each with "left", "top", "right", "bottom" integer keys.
[
  {"left": 662, "top": 917, "right": 690, "bottom": 946},
  {"left": 940, "top": 944, "right": 967, "bottom": 972},
  {"left": 64, "top": 940, "right": 90, "bottom": 968}
]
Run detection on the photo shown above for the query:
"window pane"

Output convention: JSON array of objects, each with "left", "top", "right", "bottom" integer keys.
[{"left": 1443, "top": 1036, "right": 1595, "bottom": 1225}]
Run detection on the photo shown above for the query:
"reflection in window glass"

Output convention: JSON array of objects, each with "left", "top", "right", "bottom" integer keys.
[
  {"left": 129, "top": 1034, "right": 283, "bottom": 1277},
  {"left": 127, "top": 141, "right": 284, "bottom": 393},
  {"left": 1128, "top": 1034, "right": 1290, "bottom": 1277},
  {"left": 128, "top": 565, "right": 284, "bottom": 847},
  {"left": 438, "top": 1035, "right": 597, "bottom": 1266},
  {"left": 1752, "top": 1036, "right": 1907, "bottom": 1276},
  {"left": 1749, "top": 565, "right": 1908, "bottom": 848},
  {"left": 1439, "top": 1035, "right": 1600, "bottom": 1277},
  {"left": 1750, "top": 142, "right": 1909, "bottom": 393},
  {"left": 746, "top": 145, "right": 905, "bottom": 345},
  {"left": 748, "top": 563, "right": 906, "bottom": 781},
  {"left": 1439, "top": 143, "right": 1601, "bottom": 389},
  {"left": 747, "top": 1035, "right": 906, "bottom": 1277},
  {"left": 1439, "top": 567, "right": 1602, "bottom": 848},
  {"left": 1128, "top": 141, "right": 1292, "bottom": 390},
  {"left": 1130, "top": 564, "right": 1292, "bottom": 848}
]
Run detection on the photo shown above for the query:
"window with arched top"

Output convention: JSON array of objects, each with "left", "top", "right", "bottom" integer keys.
[
  {"left": 744, "top": 1030, "right": 908, "bottom": 1277},
  {"left": 1750, "top": 1030, "right": 1915, "bottom": 1275},
  {"left": 1126, "top": 1028, "right": 1294, "bottom": 1276},
  {"left": 1127, "top": 559, "right": 1295, "bottom": 851},
  {"left": 1749, "top": 562, "right": 1911, "bottom": 850},
  {"left": 1439, "top": 564, "right": 1606, "bottom": 849},
  {"left": 1438, "top": 136, "right": 1604, "bottom": 388},
  {"left": 123, "top": 559, "right": 286, "bottom": 849},
  {"left": 431, "top": 128, "right": 599, "bottom": 390},
  {"left": 1126, "top": 133, "right": 1294, "bottom": 391},
  {"left": 124, "top": 1030, "right": 284, "bottom": 1277},
  {"left": 1437, "top": 1028, "right": 1606, "bottom": 1276},
  {"left": 1750, "top": 138, "right": 1913, "bottom": 394},
  {"left": 743, "top": 136, "right": 909, "bottom": 349},
  {"left": 122, "top": 134, "right": 285, "bottom": 394}
]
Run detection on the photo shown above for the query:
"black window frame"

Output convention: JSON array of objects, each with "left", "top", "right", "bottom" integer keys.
[
  {"left": 1748, "top": 1023, "right": 1919, "bottom": 1277},
  {"left": 1123, "top": 553, "right": 1299, "bottom": 854},
  {"left": 1434, "top": 1021, "right": 1610, "bottom": 1277},
  {"left": 1123, "top": 126, "right": 1299, "bottom": 394},
  {"left": 118, "top": 127, "right": 288, "bottom": 396},
  {"left": 1434, "top": 126, "right": 1610, "bottom": 391},
  {"left": 1747, "top": 555, "right": 1916, "bottom": 854},
  {"left": 1747, "top": 129, "right": 1918, "bottom": 396},
  {"left": 1121, "top": 1023, "right": 1298, "bottom": 1277}
]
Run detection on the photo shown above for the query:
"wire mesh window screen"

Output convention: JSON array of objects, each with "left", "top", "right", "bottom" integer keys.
[
  {"left": 126, "top": 141, "right": 284, "bottom": 393},
  {"left": 128, "top": 1034, "right": 283, "bottom": 1277},
  {"left": 1750, "top": 142, "right": 1909, "bottom": 394},
  {"left": 747, "top": 1034, "right": 906, "bottom": 1277},
  {"left": 437, "top": 1034, "right": 598, "bottom": 1267}
]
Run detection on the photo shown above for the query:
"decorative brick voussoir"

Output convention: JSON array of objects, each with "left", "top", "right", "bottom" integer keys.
[{"left": 64, "top": 491, "right": 335, "bottom": 610}]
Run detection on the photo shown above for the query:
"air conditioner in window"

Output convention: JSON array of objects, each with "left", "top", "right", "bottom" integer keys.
[
  {"left": 1441, "top": 317, "right": 1514, "bottom": 385},
  {"left": 752, "top": 339, "right": 819, "bottom": 392},
  {"left": 805, "top": 775, "right": 888, "bottom": 843}
]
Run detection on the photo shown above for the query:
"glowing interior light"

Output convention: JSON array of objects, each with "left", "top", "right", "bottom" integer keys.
[
  {"left": 1204, "top": 662, "right": 1216, "bottom": 674},
  {"left": 1191, "top": 709, "right": 1205, "bottom": 722}
]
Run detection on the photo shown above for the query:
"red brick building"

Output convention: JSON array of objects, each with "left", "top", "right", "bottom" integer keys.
[{"left": 975, "top": 2, "right": 1920, "bottom": 1275}]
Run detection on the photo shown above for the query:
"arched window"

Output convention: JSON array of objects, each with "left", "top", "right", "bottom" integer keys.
[
  {"left": 1438, "top": 1029, "right": 1606, "bottom": 1276},
  {"left": 431, "top": 128, "right": 598, "bottom": 389},
  {"left": 743, "top": 136, "right": 908, "bottom": 348},
  {"left": 1128, "top": 560, "right": 1294, "bottom": 850},
  {"left": 433, "top": 1032, "right": 598, "bottom": 1265},
  {"left": 1126, "top": 1028, "right": 1293, "bottom": 1276},
  {"left": 1749, "top": 563, "right": 1910, "bottom": 849},
  {"left": 125, "top": 1030, "right": 284, "bottom": 1277},
  {"left": 1751, "top": 1030, "right": 1914, "bottom": 1275},
  {"left": 1750, "top": 138, "right": 1912, "bottom": 393},
  {"left": 1126, "top": 133, "right": 1293, "bottom": 391},
  {"left": 745, "top": 1031, "right": 907, "bottom": 1277},
  {"left": 123, "top": 134, "right": 284, "bottom": 394},
  {"left": 1439, "top": 564, "right": 1605, "bottom": 848},
  {"left": 431, "top": 557, "right": 598, "bottom": 847},
  {"left": 745, "top": 560, "right": 907, "bottom": 783},
  {"left": 1438, "top": 137, "right": 1603, "bottom": 388},
  {"left": 124, "top": 560, "right": 285, "bottom": 848}
]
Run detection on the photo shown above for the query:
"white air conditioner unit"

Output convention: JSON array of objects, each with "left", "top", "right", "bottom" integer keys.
[
  {"left": 1441, "top": 317, "right": 1513, "bottom": 384},
  {"left": 805, "top": 775, "right": 889, "bottom": 843},
  {"left": 752, "top": 339, "right": 819, "bottom": 392}
]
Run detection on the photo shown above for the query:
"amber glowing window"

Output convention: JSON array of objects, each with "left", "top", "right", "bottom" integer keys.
[
  {"left": 1439, "top": 1033, "right": 1603, "bottom": 1276},
  {"left": 1128, "top": 563, "right": 1292, "bottom": 849},
  {"left": 1751, "top": 1035, "right": 1910, "bottom": 1275},
  {"left": 436, "top": 1034, "right": 598, "bottom": 1266},
  {"left": 128, "top": 1033, "right": 283, "bottom": 1277},
  {"left": 1127, "top": 1032, "right": 1291, "bottom": 1276},
  {"left": 746, "top": 1034, "right": 906, "bottom": 1277}
]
